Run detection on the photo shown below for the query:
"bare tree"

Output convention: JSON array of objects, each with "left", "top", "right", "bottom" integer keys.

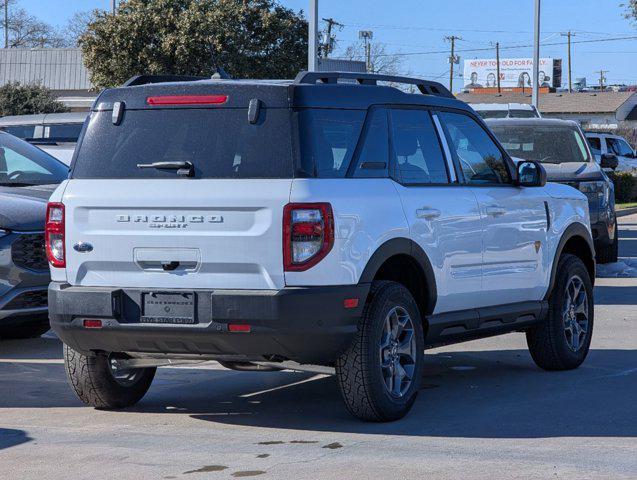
[
  {"left": 1, "top": 1, "right": 67, "bottom": 48},
  {"left": 342, "top": 41, "right": 404, "bottom": 75},
  {"left": 64, "top": 10, "right": 93, "bottom": 47}
]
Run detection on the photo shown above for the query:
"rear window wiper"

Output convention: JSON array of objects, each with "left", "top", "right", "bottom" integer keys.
[{"left": 136, "top": 161, "right": 194, "bottom": 177}]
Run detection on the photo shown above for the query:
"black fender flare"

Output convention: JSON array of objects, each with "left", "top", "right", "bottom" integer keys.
[
  {"left": 545, "top": 222, "right": 596, "bottom": 300},
  {"left": 359, "top": 237, "right": 437, "bottom": 316}
]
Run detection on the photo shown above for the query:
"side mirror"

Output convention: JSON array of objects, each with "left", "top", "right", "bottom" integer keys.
[
  {"left": 600, "top": 153, "right": 618, "bottom": 170},
  {"left": 516, "top": 160, "right": 547, "bottom": 187}
]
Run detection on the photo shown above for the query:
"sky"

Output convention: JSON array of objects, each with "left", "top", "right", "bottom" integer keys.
[{"left": 20, "top": 0, "right": 637, "bottom": 91}]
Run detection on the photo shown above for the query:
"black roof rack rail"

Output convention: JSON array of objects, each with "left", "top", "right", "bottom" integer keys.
[
  {"left": 122, "top": 74, "right": 210, "bottom": 87},
  {"left": 294, "top": 71, "right": 455, "bottom": 99}
]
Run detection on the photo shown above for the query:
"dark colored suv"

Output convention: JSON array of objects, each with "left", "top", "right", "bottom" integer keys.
[
  {"left": 0, "top": 131, "right": 68, "bottom": 338},
  {"left": 487, "top": 118, "right": 618, "bottom": 263}
]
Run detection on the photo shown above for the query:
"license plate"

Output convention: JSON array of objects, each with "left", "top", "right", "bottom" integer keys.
[{"left": 141, "top": 292, "right": 196, "bottom": 324}]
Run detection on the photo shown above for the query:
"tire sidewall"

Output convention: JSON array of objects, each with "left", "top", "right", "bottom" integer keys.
[
  {"left": 549, "top": 256, "right": 594, "bottom": 367},
  {"left": 365, "top": 283, "right": 424, "bottom": 418}
]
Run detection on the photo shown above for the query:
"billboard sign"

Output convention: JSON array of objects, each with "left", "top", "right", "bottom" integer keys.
[{"left": 463, "top": 58, "right": 561, "bottom": 89}]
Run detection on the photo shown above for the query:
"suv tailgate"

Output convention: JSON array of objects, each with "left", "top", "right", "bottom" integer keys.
[{"left": 61, "top": 179, "right": 291, "bottom": 289}]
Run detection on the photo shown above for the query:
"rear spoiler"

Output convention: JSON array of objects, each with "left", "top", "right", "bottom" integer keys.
[{"left": 122, "top": 75, "right": 210, "bottom": 87}]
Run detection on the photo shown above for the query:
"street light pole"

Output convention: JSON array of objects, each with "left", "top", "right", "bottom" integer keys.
[
  {"left": 308, "top": 0, "right": 318, "bottom": 72},
  {"left": 532, "top": 0, "right": 541, "bottom": 109},
  {"left": 4, "top": 0, "right": 8, "bottom": 48}
]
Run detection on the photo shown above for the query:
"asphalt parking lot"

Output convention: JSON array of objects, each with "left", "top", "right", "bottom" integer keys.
[{"left": 1, "top": 216, "right": 636, "bottom": 480}]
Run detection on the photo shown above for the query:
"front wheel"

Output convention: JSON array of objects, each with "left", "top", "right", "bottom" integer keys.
[
  {"left": 64, "top": 345, "right": 156, "bottom": 409},
  {"left": 526, "top": 254, "right": 594, "bottom": 371},
  {"left": 336, "top": 281, "right": 424, "bottom": 422}
]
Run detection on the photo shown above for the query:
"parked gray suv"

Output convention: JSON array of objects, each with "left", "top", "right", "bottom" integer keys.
[
  {"left": 0, "top": 131, "right": 68, "bottom": 338},
  {"left": 487, "top": 118, "right": 618, "bottom": 263}
]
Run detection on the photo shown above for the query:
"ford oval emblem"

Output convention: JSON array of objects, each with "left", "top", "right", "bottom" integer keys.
[{"left": 73, "top": 242, "right": 93, "bottom": 253}]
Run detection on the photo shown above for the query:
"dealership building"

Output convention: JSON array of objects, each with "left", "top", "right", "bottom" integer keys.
[{"left": 0, "top": 48, "right": 96, "bottom": 111}]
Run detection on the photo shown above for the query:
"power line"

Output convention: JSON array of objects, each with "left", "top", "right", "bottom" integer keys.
[{"left": 376, "top": 35, "right": 637, "bottom": 57}]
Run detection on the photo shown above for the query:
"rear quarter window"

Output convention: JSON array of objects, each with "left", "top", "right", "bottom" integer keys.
[{"left": 297, "top": 109, "right": 365, "bottom": 178}]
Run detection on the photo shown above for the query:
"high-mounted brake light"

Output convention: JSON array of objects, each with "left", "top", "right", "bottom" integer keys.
[
  {"left": 45, "top": 202, "right": 65, "bottom": 268},
  {"left": 146, "top": 94, "right": 228, "bottom": 106},
  {"left": 283, "top": 203, "right": 334, "bottom": 272}
]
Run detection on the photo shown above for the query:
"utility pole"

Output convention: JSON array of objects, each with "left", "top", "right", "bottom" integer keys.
[
  {"left": 321, "top": 17, "right": 343, "bottom": 58},
  {"left": 308, "top": 0, "right": 318, "bottom": 71},
  {"left": 445, "top": 35, "right": 461, "bottom": 92},
  {"left": 112, "top": 0, "right": 117, "bottom": 14},
  {"left": 495, "top": 42, "right": 501, "bottom": 93},
  {"left": 532, "top": 0, "right": 541, "bottom": 109},
  {"left": 561, "top": 31, "right": 575, "bottom": 92},
  {"left": 4, "top": 0, "right": 8, "bottom": 49},
  {"left": 359, "top": 30, "right": 373, "bottom": 72},
  {"left": 597, "top": 70, "right": 608, "bottom": 91}
]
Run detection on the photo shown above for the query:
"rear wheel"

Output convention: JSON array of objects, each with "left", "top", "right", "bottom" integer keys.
[
  {"left": 63, "top": 344, "right": 156, "bottom": 409},
  {"left": 526, "top": 254, "right": 594, "bottom": 370},
  {"left": 596, "top": 220, "right": 618, "bottom": 264},
  {"left": 336, "top": 281, "right": 424, "bottom": 422}
]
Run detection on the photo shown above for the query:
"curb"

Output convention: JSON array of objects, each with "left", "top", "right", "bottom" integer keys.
[{"left": 616, "top": 207, "right": 637, "bottom": 218}]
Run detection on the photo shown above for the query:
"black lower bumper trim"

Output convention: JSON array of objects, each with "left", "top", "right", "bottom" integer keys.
[{"left": 49, "top": 282, "right": 369, "bottom": 365}]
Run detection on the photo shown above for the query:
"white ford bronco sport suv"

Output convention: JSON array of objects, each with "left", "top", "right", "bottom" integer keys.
[{"left": 48, "top": 72, "right": 596, "bottom": 422}]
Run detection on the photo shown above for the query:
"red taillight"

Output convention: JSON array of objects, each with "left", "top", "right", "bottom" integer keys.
[
  {"left": 228, "top": 323, "right": 251, "bottom": 333},
  {"left": 45, "top": 202, "right": 65, "bottom": 268},
  {"left": 343, "top": 298, "right": 359, "bottom": 309},
  {"left": 83, "top": 319, "right": 103, "bottom": 329},
  {"left": 146, "top": 94, "right": 228, "bottom": 106},
  {"left": 283, "top": 203, "right": 334, "bottom": 272}
]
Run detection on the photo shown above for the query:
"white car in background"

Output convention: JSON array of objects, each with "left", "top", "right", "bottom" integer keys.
[
  {"left": 471, "top": 103, "right": 541, "bottom": 120},
  {"left": 585, "top": 131, "right": 637, "bottom": 173},
  {"left": 0, "top": 112, "right": 88, "bottom": 165}
]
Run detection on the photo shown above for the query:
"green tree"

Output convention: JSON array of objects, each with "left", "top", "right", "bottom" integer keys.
[
  {"left": 0, "top": 82, "right": 68, "bottom": 116},
  {"left": 80, "top": 0, "right": 308, "bottom": 89}
]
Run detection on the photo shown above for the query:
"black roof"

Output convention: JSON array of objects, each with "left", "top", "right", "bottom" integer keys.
[{"left": 93, "top": 71, "right": 472, "bottom": 113}]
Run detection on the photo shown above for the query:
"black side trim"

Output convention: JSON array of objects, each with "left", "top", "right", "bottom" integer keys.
[
  {"left": 545, "top": 222, "right": 595, "bottom": 299},
  {"left": 544, "top": 201, "right": 551, "bottom": 230},
  {"left": 359, "top": 238, "right": 437, "bottom": 315},
  {"left": 425, "top": 301, "right": 547, "bottom": 348}
]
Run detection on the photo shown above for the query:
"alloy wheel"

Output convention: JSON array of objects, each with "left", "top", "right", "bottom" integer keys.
[
  {"left": 379, "top": 306, "right": 417, "bottom": 397},
  {"left": 562, "top": 275, "right": 589, "bottom": 352}
]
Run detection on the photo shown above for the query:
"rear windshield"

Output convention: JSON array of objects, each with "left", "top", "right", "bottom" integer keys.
[
  {"left": 72, "top": 108, "right": 294, "bottom": 179},
  {"left": 490, "top": 124, "right": 591, "bottom": 163}
]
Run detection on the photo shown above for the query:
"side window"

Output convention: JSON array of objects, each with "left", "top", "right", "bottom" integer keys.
[
  {"left": 607, "top": 138, "right": 622, "bottom": 156},
  {"left": 606, "top": 137, "right": 634, "bottom": 157},
  {"left": 439, "top": 111, "right": 511, "bottom": 185},
  {"left": 389, "top": 109, "right": 449, "bottom": 185},
  {"left": 298, "top": 109, "right": 365, "bottom": 178},
  {"left": 587, "top": 137, "right": 601, "bottom": 155},
  {"left": 351, "top": 108, "right": 389, "bottom": 178}
]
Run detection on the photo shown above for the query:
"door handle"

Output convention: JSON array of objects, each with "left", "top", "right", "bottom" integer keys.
[
  {"left": 416, "top": 207, "right": 441, "bottom": 220},
  {"left": 485, "top": 206, "right": 506, "bottom": 217}
]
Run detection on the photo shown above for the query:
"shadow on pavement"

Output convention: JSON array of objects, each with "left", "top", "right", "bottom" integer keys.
[
  {"left": 595, "top": 285, "right": 637, "bottom": 304},
  {"left": 138, "top": 348, "right": 636, "bottom": 439},
  {"left": 0, "top": 428, "right": 32, "bottom": 450},
  {"left": 1, "top": 335, "right": 635, "bottom": 439}
]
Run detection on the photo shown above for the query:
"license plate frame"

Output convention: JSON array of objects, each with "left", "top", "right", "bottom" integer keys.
[{"left": 141, "top": 291, "right": 196, "bottom": 324}]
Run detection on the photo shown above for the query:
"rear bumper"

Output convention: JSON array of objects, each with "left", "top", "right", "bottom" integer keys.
[{"left": 48, "top": 282, "right": 369, "bottom": 365}]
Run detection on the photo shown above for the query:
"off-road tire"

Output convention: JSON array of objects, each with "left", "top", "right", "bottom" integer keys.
[
  {"left": 335, "top": 281, "right": 424, "bottom": 422},
  {"left": 63, "top": 344, "right": 156, "bottom": 409},
  {"left": 526, "top": 254, "right": 594, "bottom": 371},
  {"left": 596, "top": 221, "right": 618, "bottom": 264}
]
